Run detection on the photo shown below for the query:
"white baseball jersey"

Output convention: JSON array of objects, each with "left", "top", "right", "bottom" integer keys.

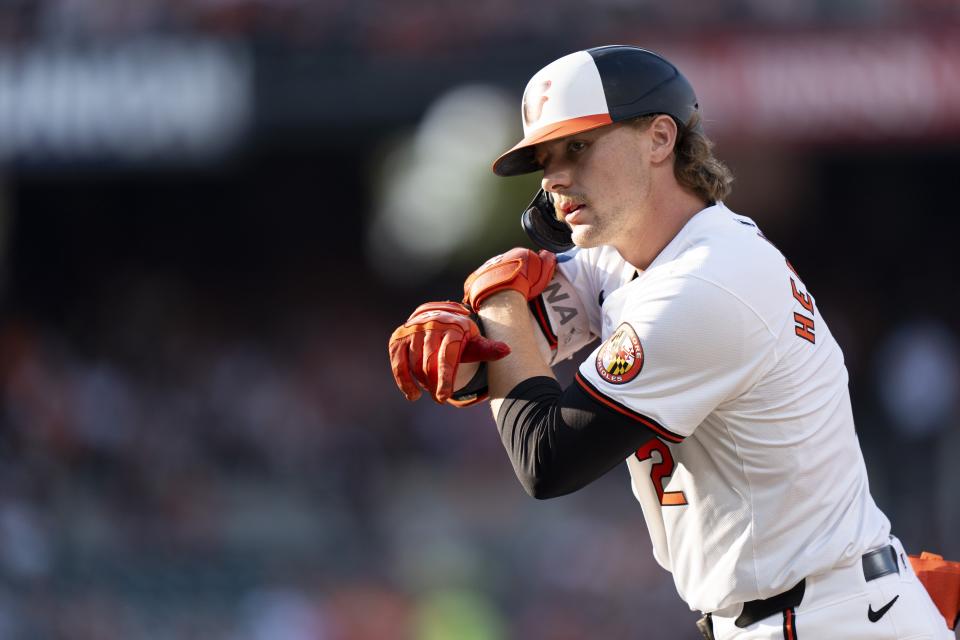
[{"left": 550, "top": 202, "right": 891, "bottom": 613}]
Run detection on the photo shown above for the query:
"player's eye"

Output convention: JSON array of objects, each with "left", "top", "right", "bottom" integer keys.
[{"left": 567, "top": 140, "right": 587, "bottom": 153}]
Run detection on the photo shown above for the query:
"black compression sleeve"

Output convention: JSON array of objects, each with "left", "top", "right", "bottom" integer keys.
[{"left": 496, "top": 376, "right": 656, "bottom": 499}]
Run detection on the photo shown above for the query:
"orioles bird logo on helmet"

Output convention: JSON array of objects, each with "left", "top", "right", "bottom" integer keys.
[{"left": 522, "top": 80, "right": 552, "bottom": 128}]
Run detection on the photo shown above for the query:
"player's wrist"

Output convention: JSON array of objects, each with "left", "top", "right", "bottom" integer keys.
[
  {"left": 477, "top": 289, "right": 527, "bottom": 314},
  {"left": 478, "top": 291, "right": 541, "bottom": 362}
]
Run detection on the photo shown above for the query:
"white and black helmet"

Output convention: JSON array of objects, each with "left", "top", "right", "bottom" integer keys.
[
  {"left": 494, "top": 45, "right": 699, "bottom": 176},
  {"left": 494, "top": 45, "right": 700, "bottom": 252}
]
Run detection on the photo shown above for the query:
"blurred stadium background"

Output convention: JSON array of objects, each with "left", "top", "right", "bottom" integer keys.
[{"left": 0, "top": 1, "right": 958, "bottom": 638}]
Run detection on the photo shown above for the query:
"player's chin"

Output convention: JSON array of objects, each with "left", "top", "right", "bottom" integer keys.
[{"left": 570, "top": 226, "right": 602, "bottom": 248}]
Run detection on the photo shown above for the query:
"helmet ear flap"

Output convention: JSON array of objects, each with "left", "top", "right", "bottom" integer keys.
[{"left": 520, "top": 189, "right": 574, "bottom": 253}]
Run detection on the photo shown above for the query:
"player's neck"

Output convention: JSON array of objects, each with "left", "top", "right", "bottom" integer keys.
[{"left": 616, "top": 183, "right": 707, "bottom": 272}]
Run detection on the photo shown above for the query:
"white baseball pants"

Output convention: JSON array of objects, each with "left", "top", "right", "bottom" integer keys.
[{"left": 709, "top": 538, "right": 954, "bottom": 639}]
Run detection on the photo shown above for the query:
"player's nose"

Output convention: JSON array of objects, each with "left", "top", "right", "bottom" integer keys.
[{"left": 541, "top": 164, "right": 571, "bottom": 194}]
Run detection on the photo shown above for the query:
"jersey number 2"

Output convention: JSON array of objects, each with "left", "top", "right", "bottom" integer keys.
[{"left": 635, "top": 439, "right": 688, "bottom": 506}]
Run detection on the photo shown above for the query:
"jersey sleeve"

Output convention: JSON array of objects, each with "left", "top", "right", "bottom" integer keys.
[
  {"left": 528, "top": 267, "right": 595, "bottom": 364},
  {"left": 576, "top": 274, "right": 777, "bottom": 440},
  {"left": 553, "top": 246, "right": 635, "bottom": 337},
  {"left": 553, "top": 248, "right": 603, "bottom": 337}
]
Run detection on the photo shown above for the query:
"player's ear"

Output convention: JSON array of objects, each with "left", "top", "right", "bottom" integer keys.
[{"left": 648, "top": 115, "right": 678, "bottom": 164}]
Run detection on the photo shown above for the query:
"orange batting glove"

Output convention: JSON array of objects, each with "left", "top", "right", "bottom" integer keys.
[
  {"left": 388, "top": 301, "right": 510, "bottom": 404},
  {"left": 463, "top": 247, "right": 557, "bottom": 310}
]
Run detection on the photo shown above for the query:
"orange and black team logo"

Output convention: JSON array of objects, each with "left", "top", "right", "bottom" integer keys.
[{"left": 595, "top": 323, "right": 643, "bottom": 384}]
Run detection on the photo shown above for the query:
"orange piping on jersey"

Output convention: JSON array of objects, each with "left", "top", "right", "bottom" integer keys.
[
  {"left": 783, "top": 607, "right": 797, "bottom": 640},
  {"left": 575, "top": 372, "right": 684, "bottom": 443}
]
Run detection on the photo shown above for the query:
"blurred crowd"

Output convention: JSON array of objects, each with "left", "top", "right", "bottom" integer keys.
[
  {"left": 0, "top": 0, "right": 957, "bottom": 50},
  {"left": 0, "top": 0, "right": 957, "bottom": 637},
  {"left": 0, "top": 276, "right": 704, "bottom": 639},
  {"left": 0, "top": 268, "right": 956, "bottom": 638}
]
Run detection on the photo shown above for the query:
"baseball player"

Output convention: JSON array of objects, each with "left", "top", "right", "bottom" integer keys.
[{"left": 388, "top": 46, "right": 959, "bottom": 639}]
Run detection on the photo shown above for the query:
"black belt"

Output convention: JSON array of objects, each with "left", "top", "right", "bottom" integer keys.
[
  {"left": 862, "top": 544, "right": 900, "bottom": 582},
  {"left": 733, "top": 544, "right": 900, "bottom": 628}
]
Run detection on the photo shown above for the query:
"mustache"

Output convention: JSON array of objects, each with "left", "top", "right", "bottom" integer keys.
[{"left": 552, "top": 193, "right": 587, "bottom": 221}]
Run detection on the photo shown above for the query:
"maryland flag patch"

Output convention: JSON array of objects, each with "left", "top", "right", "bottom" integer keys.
[{"left": 596, "top": 323, "right": 643, "bottom": 384}]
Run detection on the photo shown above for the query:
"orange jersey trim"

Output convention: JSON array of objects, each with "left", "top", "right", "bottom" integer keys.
[{"left": 575, "top": 372, "right": 684, "bottom": 443}]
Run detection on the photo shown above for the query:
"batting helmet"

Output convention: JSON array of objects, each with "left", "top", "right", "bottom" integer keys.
[{"left": 493, "top": 45, "right": 699, "bottom": 252}]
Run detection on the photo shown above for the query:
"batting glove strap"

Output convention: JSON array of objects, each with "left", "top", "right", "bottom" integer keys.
[
  {"left": 449, "top": 308, "right": 488, "bottom": 406},
  {"left": 448, "top": 362, "right": 489, "bottom": 406},
  {"left": 463, "top": 247, "right": 557, "bottom": 310}
]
